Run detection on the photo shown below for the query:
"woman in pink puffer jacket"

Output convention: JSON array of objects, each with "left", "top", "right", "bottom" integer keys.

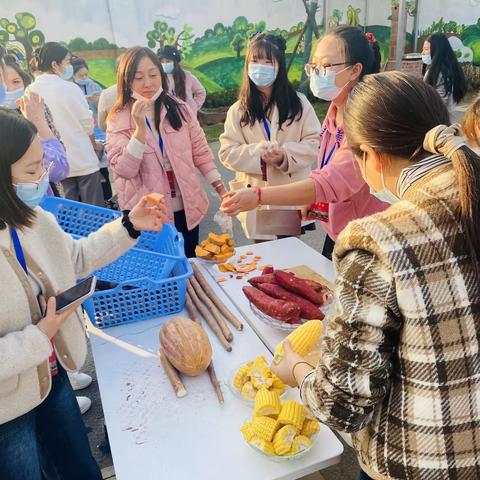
[{"left": 107, "top": 47, "right": 226, "bottom": 257}]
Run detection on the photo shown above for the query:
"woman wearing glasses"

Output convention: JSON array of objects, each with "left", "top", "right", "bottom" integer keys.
[
  {"left": 0, "top": 105, "right": 167, "bottom": 479},
  {"left": 222, "top": 26, "right": 388, "bottom": 257},
  {"left": 219, "top": 33, "right": 321, "bottom": 241}
]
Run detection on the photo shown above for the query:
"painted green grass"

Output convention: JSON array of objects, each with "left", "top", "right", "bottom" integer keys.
[
  {"left": 88, "top": 58, "right": 116, "bottom": 87},
  {"left": 184, "top": 66, "right": 223, "bottom": 92}
]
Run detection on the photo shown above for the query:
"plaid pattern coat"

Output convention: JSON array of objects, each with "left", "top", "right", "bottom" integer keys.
[{"left": 301, "top": 164, "right": 480, "bottom": 479}]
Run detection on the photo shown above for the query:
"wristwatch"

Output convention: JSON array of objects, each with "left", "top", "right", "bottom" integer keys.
[{"left": 121, "top": 210, "right": 141, "bottom": 239}]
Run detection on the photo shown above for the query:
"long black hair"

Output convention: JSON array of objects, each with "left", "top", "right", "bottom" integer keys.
[
  {"left": 109, "top": 46, "right": 185, "bottom": 131},
  {"left": 157, "top": 46, "right": 187, "bottom": 102},
  {"left": 425, "top": 33, "right": 467, "bottom": 103},
  {"left": 239, "top": 33, "right": 303, "bottom": 129},
  {"left": 330, "top": 26, "right": 382, "bottom": 78},
  {"left": 0, "top": 108, "right": 38, "bottom": 230},
  {"left": 30, "top": 42, "right": 69, "bottom": 74}
]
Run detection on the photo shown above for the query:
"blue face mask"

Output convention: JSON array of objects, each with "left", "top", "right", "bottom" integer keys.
[
  {"left": 2, "top": 87, "right": 24, "bottom": 109},
  {"left": 162, "top": 62, "right": 174, "bottom": 74},
  {"left": 0, "top": 83, "right": 6, "bottom": 104},
  {"left": 309, "top": 66, "right": 351, "bottom": 101},
  {"left": 15, "top": 174, "right": 50, "bottom": 209},
  {"left": 248, "top": 63, "right": 277, "bottom": 88},
  {"left": 421, "top": 54, "right": 432, "bottom": 65},
  {"left": 75, "top": 78, "right": 90, "bottom": 86},
  {"left": 362, "top": 152, "right": 398, "bottom": 204},
  {"left": 61, "top": 64, "right": 74, "bottom": 81}
]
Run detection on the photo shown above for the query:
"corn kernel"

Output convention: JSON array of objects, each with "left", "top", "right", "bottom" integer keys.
[
  {"left": 251, "top": 415, "right": 278, "bottom": 442},
  {"left": 233, "top": 364, "right": 250, "bottom": 391},
  {"left": 248, "top": 437, "right": 275, "bottom": 455},
  {"left": 289, "top": 435, "right": 313, "bottom": 455},
  {"left": 240, "top": 381, "right": 256, "bottom": 400},
  {"left": 278, "top": 400, "right": 306, "bottom": 430},
  {"left": 254, "top": 388, "right": 281, "bottom": 417},
  {"left": 273, "top": 425, "right": 298, "bottom": 455},
  {"left": 301, "top": 419, "right": 320, "bottom": 437},
  {"left": 240, "top": 422, "right": 256, "bottom": 442}
]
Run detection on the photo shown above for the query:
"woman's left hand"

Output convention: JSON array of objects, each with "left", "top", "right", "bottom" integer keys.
[
  {"left": 129, "top": 195, "right": 168, "bottom": 232},
  {"left": 262, "top": 145, "right": 284, "bottom": 165},
  {"left": 270, "top": 340, "right": 312, "bottom": 388}
]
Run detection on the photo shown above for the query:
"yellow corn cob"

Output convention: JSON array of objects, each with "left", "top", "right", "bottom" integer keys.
[
  {"left": 271, "top": 375, "right": 286, "bottom": 395},
  {"left": 250, "top": 364, "right": 273, "bottom": 389},
  {"left": 278, "top": 400, "right": 306, "bottom": 430},
  {"left": 240, "top": 381, "right": 256, "bottom": 400},
  {"left": 301, "top": 419, "right": 320, "bottom": 437},
  {"left": 253, "top": 355, "right": 268, "bottom": 367},
  {"left": 273, "top": 424, "right": 298, "bottom": 455},
  {"left": 254, "top": 388, "right": 281, "bottom": 417},
  {"left": 289, "top": 435, "right": 313, "bottom": 455},
  {"left": 251, "top": 415, "right": 278, "bottom": 442},
  {"left": 248, "top": 437, "right": 275, "bottom": 455},
  {"left": 274, "top": 320, "right": 323, "bottom": 364},
  {"left": 233, "top": 364, "right": 250, "bottom": 391},
  {"left": 240, "top": 421, "right": 256, "bottom": 442}
]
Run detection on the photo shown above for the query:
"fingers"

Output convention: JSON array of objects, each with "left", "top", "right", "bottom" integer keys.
[
  {"left": 46, "top": 296, "right": 56, "bottom": 316},
  {"left": 220, "top": 193, "right": 238, "bottom": 209},
  {"left": 283, "top": 339, "right": 293, "bottom": 354}
]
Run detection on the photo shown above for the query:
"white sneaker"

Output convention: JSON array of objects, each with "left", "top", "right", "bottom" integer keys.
[
  {"left": 77, "top": 396, "right": 92, "bottom": 415},
  {"left": 68, "top": 371, "right": 93, "bottom": 391}
]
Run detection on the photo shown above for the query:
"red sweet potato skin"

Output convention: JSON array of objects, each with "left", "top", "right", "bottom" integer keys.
[
  {"left": 274, "top": 270, "right": 325, "bottom": 305},
  {"left": 262, "top": 266, "right": 274, "bottom": 275},
  {"left": 256, "top": 283, "right": 325, "bottom": 320},
  {"left": 242, "top": 286, "right": 301, "bottom": 323},
  {"left": 248, "top": 274, "right": 278, "bottom": 287}
]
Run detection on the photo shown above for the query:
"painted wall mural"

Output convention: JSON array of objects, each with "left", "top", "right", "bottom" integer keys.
[{"left": 0, "top": 0, "right": 479, "bottom": 105}]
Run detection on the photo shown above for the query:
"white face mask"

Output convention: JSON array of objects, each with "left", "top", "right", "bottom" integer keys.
[
  {"left": 361, "top": 151, "right": 398, "bottom": 204},
  {"left": 162, "top": 62, "right": 174, "bottom": 74},
  {"left": 248, "top": 63, "right": 277, "bottom": 88},
  {"left": 309, "top": 65, "right": 351, "bottom": 101},
  {"left": 131, "top": 85, "right": 163, "bottom": 104},
  {"left": 422, "top": 54, "right": 432, "bottom": 65}
]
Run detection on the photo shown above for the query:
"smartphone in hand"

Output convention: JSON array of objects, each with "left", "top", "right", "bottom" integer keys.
[{"left": 55, "top": 276, "right": 97, "bottom": 313}]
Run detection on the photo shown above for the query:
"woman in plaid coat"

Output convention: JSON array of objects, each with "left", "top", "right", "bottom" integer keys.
[{"left": 273, "top": 72, "right": 480, "bottom": 480}]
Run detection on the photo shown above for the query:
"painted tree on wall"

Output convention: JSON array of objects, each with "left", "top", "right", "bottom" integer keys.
[
  {"left": 0, "top": 12, "right": 45, "bottom": 61},
  {"left": 229, "top": 16, "right": 267, "bottom": 57},
  {"left": 146, "top": 21, "right": 194, "bottom": 54}
]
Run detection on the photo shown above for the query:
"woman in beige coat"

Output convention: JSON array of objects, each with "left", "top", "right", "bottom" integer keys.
[
  {"left": 219, "top": 33, "right": 320, "bottom": 240},
  {"left": 0, "top": 103, "right": 167, "bottom": 476}
]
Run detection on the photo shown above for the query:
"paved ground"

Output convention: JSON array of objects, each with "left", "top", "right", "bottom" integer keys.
[{"left": 84, "top": 97, "right": 473, "bottom": 479}]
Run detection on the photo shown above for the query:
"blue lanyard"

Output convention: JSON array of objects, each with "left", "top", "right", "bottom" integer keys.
[
  {"left": 10, "top": 228, "right": 28, "bottom": 274},
  {"left": 320, "top": 127, "right": 344, "bottom": 169},
  {"left": 262, "top": 117, "right": 271, "bottom": 141},
  {"left": 82, "top": 85, "right": 87, "bottom": 95},
  {"left": 145, "top": 117, "right": 164, "bottom": 155}
]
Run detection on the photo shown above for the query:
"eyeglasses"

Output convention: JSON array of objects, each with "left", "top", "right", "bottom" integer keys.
[
  {"left": 13, "top": 161, "right": 53, "bottom": 190},
  {"left": 304, "top": 62, "right": 349, "bottom": 77}
]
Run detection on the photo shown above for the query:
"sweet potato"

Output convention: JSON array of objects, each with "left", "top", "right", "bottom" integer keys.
[
  {"left": 262, "top": 265, "right": 274, "bottom": 275},
  {"left": 256, "top": 283, "right": 325, "bottom": 320},
  {"left": 248, "top": 273, "right": 278, "bottom": 287},
  {"left": 274, "top": 270, "right": 325, "bottom": 305},
  {"left": 242, "top": 286, "right": 301, "bottom": 323},
  {"left": 145, "top": 193, "right": 164, "bottom": 206}
]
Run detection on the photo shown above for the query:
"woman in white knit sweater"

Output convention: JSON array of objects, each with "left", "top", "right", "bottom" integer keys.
[{"left": 0, "top": 100, "right": 167, "bottom": 477}]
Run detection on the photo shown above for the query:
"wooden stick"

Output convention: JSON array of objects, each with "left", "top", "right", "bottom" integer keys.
[
  {"left": 187, "top": 283, "right": 232, "bottom": 352},
  {"left": 207, "top": 362, "right": 224, "bottom": 405},
  {"left": 191, "top": 262, "right": 243, "bottom": 331},
  {"left": 158, "top": 349, "right": 187, "bottom": 398},
  {"left": 185, "top": 298, "right": 225, "bottom": 405},
  {"left": 185, "top": 292, "right": 201, "bottom": 325},
  {"left": 190, "top": 277, "right": 234, "bottom": 342}
]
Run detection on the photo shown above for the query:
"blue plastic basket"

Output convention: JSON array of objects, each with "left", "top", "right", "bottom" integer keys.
[
  {"left": 84, "top": 257, "right": 192, "bottom": 329},
  {"left": 40, "top": 196, "right": 185, "bottom": 258}
]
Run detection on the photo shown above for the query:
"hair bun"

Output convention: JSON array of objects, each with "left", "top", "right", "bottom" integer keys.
[{"left": 266, "top": 34, "right": 287, "bottom": 53}]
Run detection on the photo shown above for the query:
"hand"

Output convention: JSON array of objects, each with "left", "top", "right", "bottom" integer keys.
[
  {"left": 93, "top": 141, "right": 104, "bottom": 153},
  {"left": 270, "top": 340, "right": 313, "bottom": 388},
  {"left": 17, "top": 91, "right": 48, "bottom": 128},
  {"left": 129, "top": 195, "right": 168, "bottom": 231},
  {"left": 131, "top": 100, "right": 149, "bottom": 133},
  {"left": 37, "top": 296, "right": 79, "bottom": 340},
  {"left": 220, "top": 188, "right": 258, "bottom": 216},
  {"left": 261, "top": 144, "right": 284, "bottom": 165},
  {"left": 300, "top": 205, "right": 310, "bottom": 221}
]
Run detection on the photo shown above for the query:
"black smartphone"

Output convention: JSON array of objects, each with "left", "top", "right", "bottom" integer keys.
[{"left": 55, "top": 276, "right": 97, "bottom": 313}]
